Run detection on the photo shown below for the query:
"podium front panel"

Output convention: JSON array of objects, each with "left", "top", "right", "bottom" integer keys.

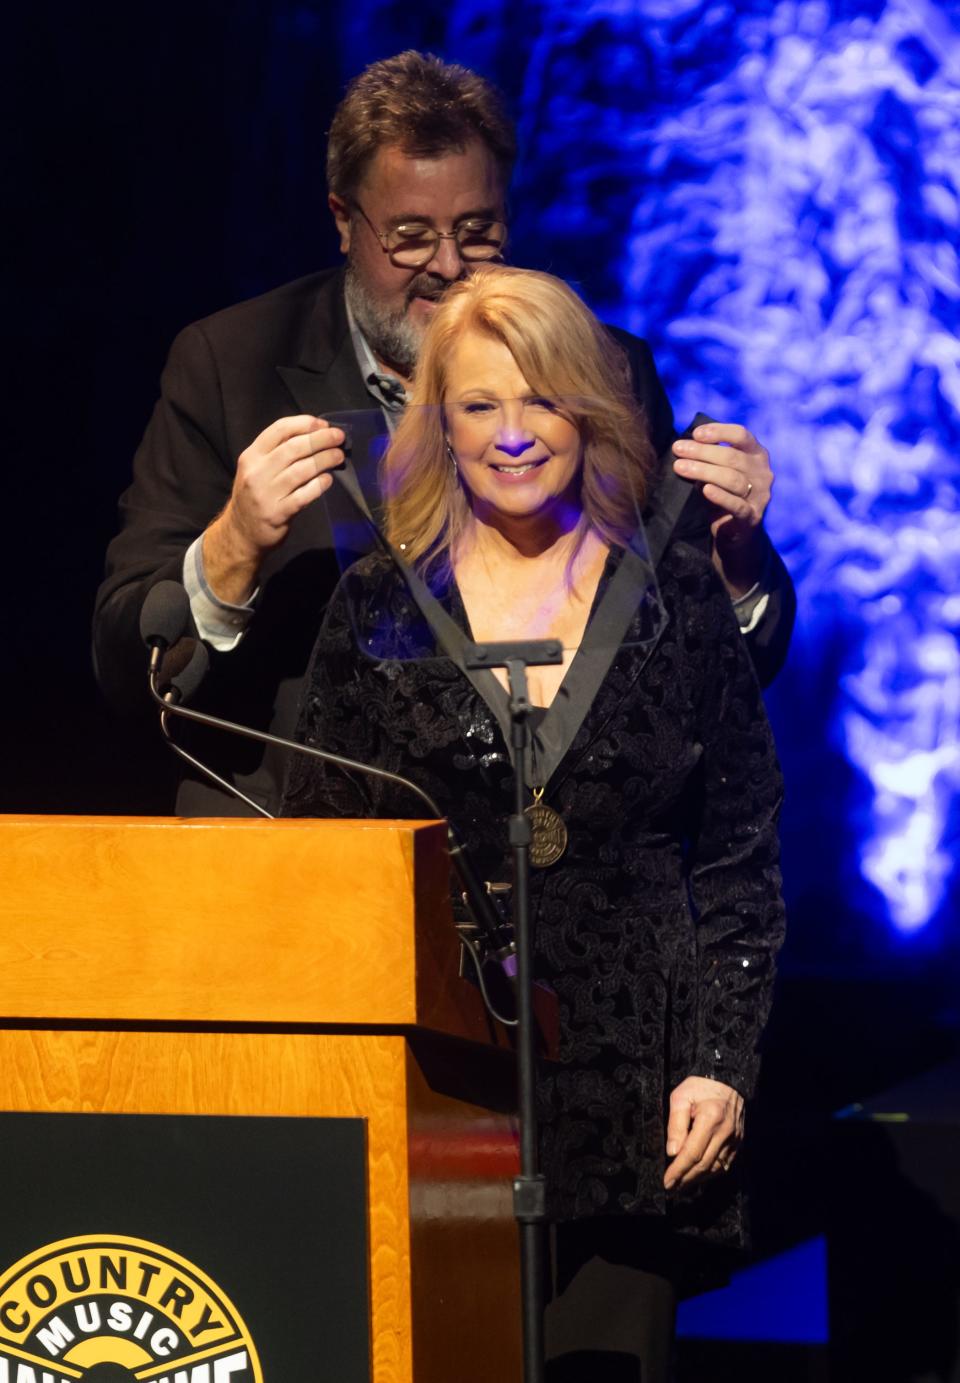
[
  {"left": 0, "top": 1112, "right": 369, "bottom": 1383},
  {"left": 0, "top": 1030, "right": 411, "bottom": 1383}
]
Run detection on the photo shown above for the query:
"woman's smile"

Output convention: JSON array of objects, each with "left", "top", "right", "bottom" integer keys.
[
  {"left": 488, "top": 456, "right": 548, "bottom": 477},
  {"left": 444, "top": 331, "right": 582, "bottom": 528}
]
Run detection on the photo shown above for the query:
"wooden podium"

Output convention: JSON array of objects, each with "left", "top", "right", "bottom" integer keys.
[{"left": 0, "top": 815, "right": 522, "bottom": 1383}]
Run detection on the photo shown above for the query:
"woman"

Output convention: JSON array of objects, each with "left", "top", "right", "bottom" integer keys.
[{"left": 282, "top": 267, "right": 785, "bottom": 1378}]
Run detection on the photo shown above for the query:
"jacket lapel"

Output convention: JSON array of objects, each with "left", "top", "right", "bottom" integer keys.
[
  {"left": 529, "top": 542, "right": 667, "bottom": 790},
  {"left": 276, "top": 342, "right": 372, "bottom": 417}
]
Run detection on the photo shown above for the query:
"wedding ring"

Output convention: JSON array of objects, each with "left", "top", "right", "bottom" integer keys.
[{"left": 744, "top": 481, "right": 753, "bottom": 499}]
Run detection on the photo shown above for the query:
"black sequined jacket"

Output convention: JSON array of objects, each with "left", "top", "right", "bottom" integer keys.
[{"left": 281, "top": 540, "right": 786, "bottom": 1250}]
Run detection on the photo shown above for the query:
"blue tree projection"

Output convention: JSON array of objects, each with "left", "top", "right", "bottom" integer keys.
[{"left": 602, "top": 0, "right": 960, "bottom": 936}]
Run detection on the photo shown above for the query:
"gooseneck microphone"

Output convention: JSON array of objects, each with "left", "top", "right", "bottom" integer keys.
[
  {"left": 139, "top": 583, "right": 514, "bottom": 967},
  {"left": 156, "top": 638, "right": 271, "bottom": 818},
  {"left": 139, "top": 580, "right": 191, "bottom": 676},
  {"left": 161, "top": 638, "right": 210, "bottom": 704}
]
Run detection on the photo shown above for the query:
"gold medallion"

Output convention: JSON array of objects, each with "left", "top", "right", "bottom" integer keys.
[{"left": 526, "top": 789, "right": 568, "bottom": 868}]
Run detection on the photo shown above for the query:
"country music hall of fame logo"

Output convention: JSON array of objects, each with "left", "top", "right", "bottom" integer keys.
[{"left": 0, "top": 1236, "right": 262, "bottom": 1383}]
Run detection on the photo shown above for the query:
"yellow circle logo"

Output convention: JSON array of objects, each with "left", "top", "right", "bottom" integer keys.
[{"left": 0, "top": 1235, "right": 262, "bottom": 1382}]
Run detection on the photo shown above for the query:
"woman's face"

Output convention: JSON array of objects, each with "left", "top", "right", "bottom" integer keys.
[{"left": 443, "top": 331, "right": 582, "bottom": 527}]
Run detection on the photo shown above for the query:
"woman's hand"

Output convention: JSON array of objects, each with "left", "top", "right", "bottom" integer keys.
[{"left": 663, "top": 1076, "right": 745, "bottom": 1190}]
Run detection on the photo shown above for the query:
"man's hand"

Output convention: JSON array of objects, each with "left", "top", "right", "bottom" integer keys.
[
  {"left": 203, "top": 416, "right": 345, "bottom": 605},
  {"left": 672, "top": 423, "right": 773, "bottom": 598},
  {"left": 663, "top": 1075, "right": 745, "bottom": 1191}
]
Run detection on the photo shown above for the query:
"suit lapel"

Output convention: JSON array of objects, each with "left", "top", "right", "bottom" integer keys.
[
  {"left": 276, "top": 268, "right": 368, "bottom": 404},
  {"left": 276, "top": 343, "right": 371, "bottom": 418}
]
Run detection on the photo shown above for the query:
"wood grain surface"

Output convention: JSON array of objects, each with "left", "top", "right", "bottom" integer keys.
[{"left": 0, "top": 816, "right": 456, "bottom": 1027}]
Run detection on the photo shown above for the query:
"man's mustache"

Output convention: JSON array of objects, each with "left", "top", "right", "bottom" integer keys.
[{"left": 403, "top": 272, "right": 465, "bottom": 307}]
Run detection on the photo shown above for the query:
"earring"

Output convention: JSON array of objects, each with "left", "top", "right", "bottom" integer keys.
[{"left": 445, "top": 438, "right": 458, "bottom": 474}]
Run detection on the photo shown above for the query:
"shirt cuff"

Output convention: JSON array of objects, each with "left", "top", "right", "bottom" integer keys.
[
  {"left": 182, "top": 536, "right": 257, "bottom": 652},
  {"left": 732, "top": 586, "right": 770, "bottom": 635},
  {"left": 731, "top": 540, "right": 773, "bottom": 635}
]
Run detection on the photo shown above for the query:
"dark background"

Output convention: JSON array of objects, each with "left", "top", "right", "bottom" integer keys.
[{"left": 9, "top": 4, "right": 344, "bottom": 815}]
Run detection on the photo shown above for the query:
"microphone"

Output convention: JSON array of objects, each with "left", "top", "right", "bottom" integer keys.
[
  {"left": 139, "top": 580, "right": 191, "bottom": 677},
  {"left": 160, "top": 638, "right": 210, "bottom": 704},
  {"left": 140, "top": 596, "right": 514, "bottom": 964}
]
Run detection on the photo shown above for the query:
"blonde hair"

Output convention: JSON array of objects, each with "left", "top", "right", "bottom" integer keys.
[{"left": 382, "top": 266, "right": 655, "bottom": 569}]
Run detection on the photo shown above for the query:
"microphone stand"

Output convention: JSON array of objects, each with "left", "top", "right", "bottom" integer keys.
[{"left": 464, "top": 636, "right": 562, "bottom": 1383}]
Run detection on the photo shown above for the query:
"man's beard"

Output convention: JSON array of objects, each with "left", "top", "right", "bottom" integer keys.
[{"left": 344, "top": 259, "right": 458, "bottom": 377}]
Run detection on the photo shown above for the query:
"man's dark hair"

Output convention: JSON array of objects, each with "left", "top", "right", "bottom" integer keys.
[{"left": 326, "top": 51, "right": 516, "bottom": 199}]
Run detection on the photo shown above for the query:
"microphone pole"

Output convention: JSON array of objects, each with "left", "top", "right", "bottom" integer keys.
[{"left": 464, "top": 637, "right": 560, "bottom": 1383}]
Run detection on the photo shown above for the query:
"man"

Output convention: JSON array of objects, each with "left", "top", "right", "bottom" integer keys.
[{"left": 93, "top": 50, "right": 794, "bottom": 816}]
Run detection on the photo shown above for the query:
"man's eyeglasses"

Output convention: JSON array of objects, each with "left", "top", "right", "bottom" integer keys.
[{"left": 352, "top": 202, "right": 507, "bottom": 268}]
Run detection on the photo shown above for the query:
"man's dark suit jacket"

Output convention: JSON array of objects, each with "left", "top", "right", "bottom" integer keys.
[{"left": 93, "top": 267, "right": 795, "bottom": 815}]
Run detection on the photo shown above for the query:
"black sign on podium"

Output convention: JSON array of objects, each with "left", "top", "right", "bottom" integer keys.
[{"left": 0, "top": 1113, "right": 369, "bottom": 1383}]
